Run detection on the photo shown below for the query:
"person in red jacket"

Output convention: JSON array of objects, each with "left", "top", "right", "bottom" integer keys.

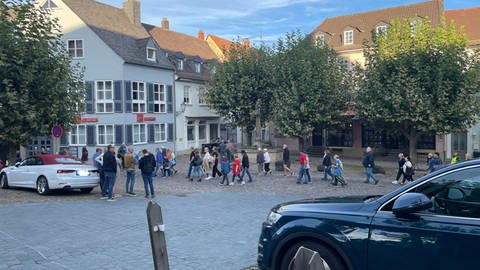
[
  {"left": 297, "top": 152, "right": 308, "bottom": 184},
  {"left": 231, "top": 155, "right": 241, "bottom": 185}
]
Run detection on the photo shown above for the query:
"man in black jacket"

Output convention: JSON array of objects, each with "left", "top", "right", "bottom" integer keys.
[
  {"left": 240, "top": 150, "right": 253, "bottom": 184},
  {"left": 139, "top": 149, "right": 156, "bottom": 198},
  {"left": 362, "top": 147, "right": 379, "bottom": 184},
  {"left": 322, "top": 149, "right": 334, "bottom": 182},
  {"left": 102, "top": 145, "right": 117, "bottom": 201}
]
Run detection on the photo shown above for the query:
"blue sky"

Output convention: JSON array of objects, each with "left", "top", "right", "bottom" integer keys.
[{"left": 101, "top": 0, "right": 478, "bottom": 44}]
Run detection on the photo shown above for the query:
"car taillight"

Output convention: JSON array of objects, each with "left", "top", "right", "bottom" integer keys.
[{"left": 57, "top": 170, "right": 75, "bottom": 174}]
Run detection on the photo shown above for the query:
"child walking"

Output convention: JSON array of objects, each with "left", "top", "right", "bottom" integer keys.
[
  {"left": 220, "top": 156, "right": 231, "bottom": 185},
  {"left": 332, "top": 154, "right": 346, "bottom": 186},
  {"left": 231, "top": 155, "right": 241, "bottom": 185}
]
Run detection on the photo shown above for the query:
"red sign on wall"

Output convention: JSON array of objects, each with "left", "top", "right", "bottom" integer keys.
[
  {"left": 81, "top": 117, "right": 99, "bottom": 123},
  {"left": 144, "top": 117, "right": 156, "bottom": 122},
  {"left": 136, "top": 114, "right": 144, "bottom": 122}
]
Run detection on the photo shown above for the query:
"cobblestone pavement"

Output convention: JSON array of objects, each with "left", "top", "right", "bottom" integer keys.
[{"left": 0, "top": 155, "right": 418, "bottom": 269}]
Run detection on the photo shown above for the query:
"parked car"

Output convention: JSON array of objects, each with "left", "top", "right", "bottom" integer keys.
[
  {"left": 258, "top": 159, "right": 480, "bottom": 270},
  {"left": 0, "top": 155, "right": 100, "bottom": 195}
]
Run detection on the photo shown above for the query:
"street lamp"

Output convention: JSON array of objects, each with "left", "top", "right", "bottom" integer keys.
[{"left": 176, "top": 102, "right": 187, "bottom": 116}]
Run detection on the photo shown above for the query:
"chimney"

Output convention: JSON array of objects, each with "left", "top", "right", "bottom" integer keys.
[
  {"left": 161, "top": 18, "right": 170, "bottom": 30},
  {"left": 198, "top": 30, "right": 205, "bottom": 40},
  {"left": 243, "top": 39, "right": 250, "bottom": 47},
  {"left": 123, "top": 0, "right": 141, "bottom": 26}
]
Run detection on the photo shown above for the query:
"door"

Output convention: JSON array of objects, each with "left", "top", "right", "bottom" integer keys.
[
  {"left": 10, "top": 158, "right": 34, "bottom": 186},
  {"left": 312, "top": 126, "right": 323, "bottom": 146},
  {"left": 368, "top": 166, "right": 480, "bottom": 270}
]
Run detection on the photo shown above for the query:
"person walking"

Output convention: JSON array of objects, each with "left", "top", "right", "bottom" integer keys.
[
  {"left": 212, "top": 148, "right": 222, "bottom": 178},
  {"left": 154, "top": 148, "right": 163, "bottom": 177},
  {"left": 282, "top": 144, "right": 293, "bottom": 176},
  {"left": 139, "top": 149, "right": 156, "bottom": 198},
  {"left": 263, "top": 149, "right": 272, "bottom": 175},
  {"left": 191, "top": 150, "right": 203, "bottom": 182},
  {"left": 332, "top": 154, "right": 346, "bottom": 186},
  {"left": 124, "top": 146, "right": 137, "bottom": 196},
  {"left": 203, "top": 147, "right": 213, "bottom": 180},
  {"left": 117, "top": 144, "right": 127, "bottom": 169},
  {"left": 92, "top": 148, "right": 106, "bottom": 198},
  {"left": 240, "top": 150, "right": 253, "bottom": 184},
  {"left": 402, "top": 156, "right": 415, "bottom": 184},
  {"left": 322, "top": 149, "right": 334, "bottom": 182},
  {"left": 451, "top": 152, "right": 460, "bottom": 164},
  {"left": 362, "top": 147, "right": 379, "bottom": 185},
  {"left": 169, "top": 150, "right": 178, "bottom": 175},
  {"left": 219, "top": 156, "right": 231, "bottom": 185},
  {"left": 392, "top": 153, "right": 406, "bottom": 185},
  {"left": 231, "top": 155, "right": 241, "bottom": 185},
  {"left": 187, "top": 147, "right": 196, "bottom": 179},
  {"left": 297, "top": 152, "right": 307, "bottom": 184},
  {"left": 102, "top": 145, "right": 117, "bottom": 201},
  {"left": 428, "top": 152, "right": 444, "bottom": 173},
  {"left": 304, "top": 153, "right": 312, "bottom": 183},
  {"left": 81, "top": 147, "right": 88, "bottom": 164},
  {"left": 256, "top": 148, "right": 264, "bottom": 175}
]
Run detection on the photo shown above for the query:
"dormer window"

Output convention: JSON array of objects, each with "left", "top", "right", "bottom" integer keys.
[
  {"left": 314, "top": 33, "right": 325, "bottom": 46},
  {"left": 344, "top": 30, "right": 353, "bottom": 45},
  {"left": 177, "top": 59, "right": 184, "bottom": 70},
  {"left": 376, "top": 25, "right": 388, "bottom": 36},
  {"left": 194, "top": 63, "right": 201, "bottom": 73},
  {"left": 147, "top": 47, "right": 156, "bottom": 62},
  {"left": 41, "top": 0, "right": 58, "bottom": 9}
]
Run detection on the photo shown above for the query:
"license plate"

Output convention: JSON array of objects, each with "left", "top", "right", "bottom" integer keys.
[{"left": 77, "top": 170, "right": 90, "bottom": 176}]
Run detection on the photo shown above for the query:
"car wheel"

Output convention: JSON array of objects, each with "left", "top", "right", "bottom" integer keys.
[
  {"left": 80, "top": 187, "right": 94, "bottom": 194},
  {"left": 36, "top": 176, "right": 50, "bottom": 195},
  {"left": 0, "top": 173, "right": 8, "bottom": 189},
  {"left": 280, "top": 241, "right": 346, "bottom": 270}
]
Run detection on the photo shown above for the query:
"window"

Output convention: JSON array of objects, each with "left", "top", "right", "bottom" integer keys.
[
  {"left": 154, "top": 124, "right": 167, "bottom": 142},
  {"left": 376, "top": 25, "right": 388, "bottom": 36},
  {"left": 177, "top": 59, "right": 184, "bottom": 70},
  {"left": 326, "top": 124, "right": 353, "bottom": 147},
  {"left": 67, "top": 39, "right": 83, "bottom": 59},
  {"left": 198, "top": 87, "right": 206, "bottom": 105},
  {"left": 383, "top": 167, "right": 480, "bottom": 218},
  {"left": 147, "top": 47, "right": 156, "bottom": 61},
  {"left": 97, "top": 125, "right": 114, "bottom": 145},
  {"left": 315, "top": 34, "right": 325, "bottom": 46},
  {"left": 95, "top": 80, "right": 114, "bottom": 113},
  {"left": 343, "top": 30, "right": 353, "bottom": 45},
  {"left": 70, "top": 125, "right": 86, "bottom": 146},
  {"left": 184, "top": 86, "right": 191, "bottom": 104},
  {"left": 133, "top": 124, "right": 147, "bottom": 144},
  {"left": 153, "top": 84, "right": 166, "bottom": 113},
  {"left": 132, "top": 82, "right": 146, "bottom": 113},
  {"left": 41, "top": 0, "right": 58, "bottom": 9},
  {"left": 187, "top": 121, "right": 195, "bottom": 141},
  {"left": 194, "top": 62, "right": 201, "bottom": 73},
  {"left": 199, "top": 121, "right": 206, "bottom": 140}
]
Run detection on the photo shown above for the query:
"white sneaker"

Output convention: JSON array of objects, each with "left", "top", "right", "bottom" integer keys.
[
  {"left": 241, "top": 181, "right": 245, "bottom": 185},
  {"left": 206, "top": 176, "right": 213, "bottom": 180},
  {"left": 392, "top": 180, "right": 399, "bottom": 184}
]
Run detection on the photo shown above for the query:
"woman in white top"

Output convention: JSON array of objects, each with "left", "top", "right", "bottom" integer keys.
[{"left": 263, "top": 149, "right": 272, "bottom": 175}]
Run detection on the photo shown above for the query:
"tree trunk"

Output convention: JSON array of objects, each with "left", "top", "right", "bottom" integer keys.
[
  {"left": 407, "top": 129, "right": 419, "bottom": 164},
  {"left": 255, "top": 115, "right": 262, "bottom": 149}
]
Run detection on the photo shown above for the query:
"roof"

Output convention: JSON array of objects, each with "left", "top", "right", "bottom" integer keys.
[
  {"left": 207, "top": 34, "right": 236, "bottom": 53},
  {"left": 144, "top": 24, "right": 218, "bottom": 60},
  {"left": 311, "top": 0, "right": 444, "bottom": 51},
  {"left": 62, "top": 0, "right": 173, "bottom": 70},
  {"left": 446, "top": 7, "right": 480, "bottom": 47}
]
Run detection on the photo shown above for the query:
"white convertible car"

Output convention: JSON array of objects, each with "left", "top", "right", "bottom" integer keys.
[{"left": 0, "top": 155, "right": 100, "bottom": 195}]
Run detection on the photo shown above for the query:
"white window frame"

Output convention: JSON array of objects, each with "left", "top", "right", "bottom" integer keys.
[
  {"left": 153, "top": 84, "right": 166, "bottom": 113},
  {"left": 177, "top": 59, "right": 184, "bottom": 70},
  {"left": 198, "top": 121, "right": 207, "bottom": 141},
  {"left": 315, "top": 34, "right": 325, "bottom": 46},
  {"left": 67, "top": 39, "right": 84, "bottom": 59},
  {"left": 376, "top": 25, "right": 388, "bottom": 35},
  {"left": 154, "top": 123, "right": 167, "bottom": 142},
  {"left": 133, "top": 124, "right": 147, "bottom": 144},
  {"left": 70, "top": 125, "right": 86, "bottom": 146},
  {"left": 194, "top": 62, "right": 201, "bottom": 73},
  {"left": 183, "top": 86, "right": 191, "bottom": 104},
  {"left": 187, "top": 121, "right": 195, "bottom": 142},
  {"left": 132, "top": 81, "right": 146, "bottom": 113},
  {"left": 95, "top": 80, "right": 114, "bottom": 113},
  {"left": 147, "top": 47, "right": 156, "bottom": 62},
  {"left": 198, "top": 87, "right": 206, "bottom": 105},
  {"left": 344, "top": 30, "right": 353, "bottom": 45},
  {"left": 97, "top": 125, "right": 114, "bottom": 146}
]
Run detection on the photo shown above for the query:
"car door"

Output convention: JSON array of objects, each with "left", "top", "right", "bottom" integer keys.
[
  {"left": 368, "top": 166, "right": 480, "bottom": 270},
  {"left": 23, "top": 157, "right": 44, "bottom": 188},
  {"left": 9, "top": 158, "right": 34, "bottom": 186}
]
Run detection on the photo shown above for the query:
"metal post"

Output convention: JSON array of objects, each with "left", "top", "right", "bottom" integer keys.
[{"left": 146, "top": 201, "right": 170, "bottom": 270}]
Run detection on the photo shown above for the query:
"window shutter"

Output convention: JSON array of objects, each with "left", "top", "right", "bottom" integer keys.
[
  {"left": 60, "top": 134, "right": 68, "bottom": 145},
  {"left": 147, "top": 83, "right": 154, "bottom": 113},
  {"left": 114, "top": 80, "right": 123, "bottom": 113},
  {"left": 167, "top": 85, "right": 173, "bottom": 113},
  {"left": 125, "top": 124, "right": 133, "bottom": 144},
  {"left": 86, "top": 125, "right": 96, "bottom": 146},
  {"left": 85, "top": 81, "right": 94, "bottom": 114},
  {"left": 168, "top": 123, "right": 174, "bottom": 142},
  {"left": 115, "top": 125, "right": 124, "bottom": 144},
  {"left": 125, "top": 81, "right": 132, "bottom": 113},
  {"left": 148, "top": 124, "right": 155, "bottom": 143}
]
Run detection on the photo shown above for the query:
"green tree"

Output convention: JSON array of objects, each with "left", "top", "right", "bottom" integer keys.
[
  {"left": 0, "top": 1, "right": 84, "bottom": 158},
  {"left": 357, "top": 18, "right": 480, "bottom": 162},
  {"left": 272, "top": 31, "right": 352, "bottom": 150},
  {"left": 205, "top": 42, "right": 274, "bottom": 146}
]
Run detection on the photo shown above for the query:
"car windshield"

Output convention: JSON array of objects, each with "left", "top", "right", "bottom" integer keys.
[{"left": 54, "top": 157, "right": 81, "bottom": 164}]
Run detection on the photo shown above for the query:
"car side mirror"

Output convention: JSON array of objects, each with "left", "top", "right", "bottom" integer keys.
[
  {"left": 15, "top": 162, "right": 20, "bottom": 167},
  {"left": 392, "top": 193, "right": 433, "bottom": 217}
]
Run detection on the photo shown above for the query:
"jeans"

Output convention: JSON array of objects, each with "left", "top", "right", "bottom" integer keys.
[
  {"left": 323, "top": 166, "right": 334, "bottom": 181},
  {"left": 240, "top": 167, "right": 253, "bottom": 182},
  {"left": 395, "top": 168, "right": 404, "bottom": 181},
  {"left": 142, "top": 173, "right": 154, "bottom": 196},
  {"left": 104, "top": 172, "right": 116, "bottom": 199},
  {"left": 304, "top": 168, "right": 311, "bottom": 182},
  {"left": 365, "top": 167, "right": 378, "bottom": 183},
  {"left": 187, "top": 164, "right": 193, "bottom": 178},
  {"left": 193, "top": 165, "right": 202, "bottom": 180},
  {"left": 126, "top": 171, "right": 135, "bottom": 193},
  {"left": 297, "top": 165, "right": 306, "bottom": 183},
  {"left": 99, "top": 169, "right": 106, "bottom": 196}
]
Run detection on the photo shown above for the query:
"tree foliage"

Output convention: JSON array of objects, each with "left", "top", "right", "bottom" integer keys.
[
  {"left": 272, "top": 31, "right": 352, "bottom": 148},
  {"left": 0, "top": 0, "right": 85, "bottom": 146},
  {"left": 357, "top": 18, "right": 480, "bottom": 160}
]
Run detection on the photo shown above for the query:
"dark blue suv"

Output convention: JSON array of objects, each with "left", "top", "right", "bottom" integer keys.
[{"left": 258, "top": 160, "right": 480, "bottom": 270}]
